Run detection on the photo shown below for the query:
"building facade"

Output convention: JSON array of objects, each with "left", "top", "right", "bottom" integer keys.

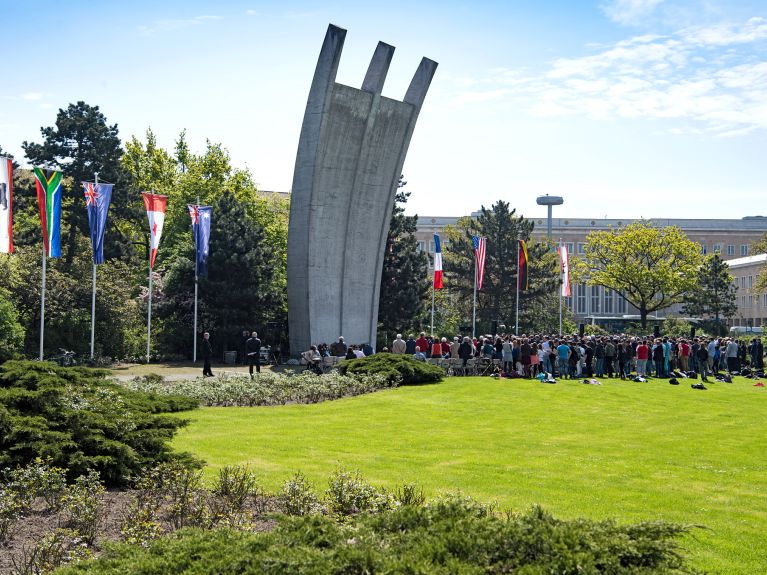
[
  {"left": 416, "top": 215, "right": 767, "bottom": 328},
  {"left": 727, "top": 253, "right": 767, "bottom": 328}
]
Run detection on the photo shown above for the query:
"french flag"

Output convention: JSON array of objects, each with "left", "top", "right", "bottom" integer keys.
[
  {"left": 142, "top": 192, "right": 168, "bottom": 269},
  {"left": 433, "top": 234, "right": 443, "bottom": 289}
]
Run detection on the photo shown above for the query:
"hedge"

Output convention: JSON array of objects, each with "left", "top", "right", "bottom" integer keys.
[{"left": 337, "top": 354, "right": 444, "bottom": 385}]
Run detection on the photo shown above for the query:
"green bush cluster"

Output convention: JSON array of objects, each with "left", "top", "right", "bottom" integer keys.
[
  {"left": 123, "top": 371, "right": 395, "bottom": 407},
  {"left": 338, "top": 354, "right": 445, "bottom": 385},
  {"left": 0, "top": 361, "right": 199, "bottom": 486},
  {"left": 56, "top": 496, "right": 696, "bottom": 575}
]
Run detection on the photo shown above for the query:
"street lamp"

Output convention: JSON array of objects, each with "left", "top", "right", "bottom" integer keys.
[{"left": 536, "top": 194, "right": 564, "bottom": 242}]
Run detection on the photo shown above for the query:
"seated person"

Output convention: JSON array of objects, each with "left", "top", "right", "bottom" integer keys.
[
  {"left": 302, "top": 346, "right": 322, "bottom": 373},
  {"left": 413, "top": 346, "right": 427, "bottom": 361},
  {"left": 345, "top": 346, "right": 357, "bottom": 360}
]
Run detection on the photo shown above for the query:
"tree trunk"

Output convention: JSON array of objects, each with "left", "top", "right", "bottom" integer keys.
[{"left": 640, "top": 305, "right": 648, "bottom": 329}]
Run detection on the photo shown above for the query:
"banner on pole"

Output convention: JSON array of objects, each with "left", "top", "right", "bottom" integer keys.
[
  {"left": 472, "top": 235, "right": 487, "bottom": 290},
  {"left": 518, "top": 239, "right": 529, "bottom": 291},
  {"left": 433, "top": 233, "right": 443, "bottom": 289},
  {"left": 34, "top": 168, "right": 63, "bottom": 257},
  {"left": 83, "top": 182, "right": 113, "bottom": 264},
  {"left": 559, "top": 244, "right": 571, "bottom": 297},
  {"left": 142, "top": 192, "right": 168, "bottom": 269},
  {"left": 188, "top": 204, "right": 212, "bottom": 277},
  {"left": 0, "top": 157, "right": 12, "bottom": 253}
]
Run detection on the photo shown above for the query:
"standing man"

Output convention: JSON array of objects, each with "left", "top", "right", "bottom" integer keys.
[
  {"left": 335, "top": 336, "right": 347, "bottom": 358},
  {"left": 392, "top": 334, "right": 407, "bottom": 354},
  {"left": 201, "top": 332, "right": 213, "bottom": 377},
  {"left": 246, "top": 331, "right": 262, "bottom": 377}
]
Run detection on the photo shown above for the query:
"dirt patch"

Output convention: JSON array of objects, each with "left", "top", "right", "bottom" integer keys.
[{"left": 0, "top": 490, "right": 279, "bottom": 575}]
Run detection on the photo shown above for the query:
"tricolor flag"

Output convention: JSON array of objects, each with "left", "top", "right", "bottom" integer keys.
[
  {"left": 34, "top": 168, "right": 63, "bottom": 258},
  {"left": 142, "top": 192, "right": 167, "bottom": 269},
  {"left": 83, "top": 182, "right": 113, "bottom": 265},
  {"left": 559, "top": 244, "right": 571, "bottom": 297},
  {"left": 472, "top": 235, "right": 487, "bottom": 290},
  {"left": 518, "top": 239, "right": 529, "bottom": 291},
  {"left": 433, "top": 234, "right": 443, "bottom": 289},
  {"left": 0, "top": 157, "right": 12, "bottom": 254},
  {"left": 188, "top": 204, "right": 212, "bottom": 277}
]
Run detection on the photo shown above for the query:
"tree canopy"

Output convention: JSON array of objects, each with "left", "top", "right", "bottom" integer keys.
[
  {"left": 580, "top": 221, "right": 703, "bottom": 328},
  {"left": 682, "top": 254, "right": 737, "bottom": 335}
]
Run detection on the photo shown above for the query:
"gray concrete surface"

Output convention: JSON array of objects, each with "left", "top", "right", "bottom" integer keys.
[{"left": 287, "top": 24, "right": 437, "bottom": 353}]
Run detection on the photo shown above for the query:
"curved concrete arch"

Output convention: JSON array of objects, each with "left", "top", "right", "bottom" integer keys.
[{"left": 287, "top": 24, "right": 437, "bottom": 353}]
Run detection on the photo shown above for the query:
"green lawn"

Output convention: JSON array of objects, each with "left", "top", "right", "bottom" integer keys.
[{"left": 171, "top": 375, "right": 767, "bottom": 574}]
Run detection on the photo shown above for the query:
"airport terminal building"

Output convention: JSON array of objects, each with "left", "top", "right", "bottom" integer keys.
[{"left": 415, "top": 215, "right": 767, "bottom": 330}]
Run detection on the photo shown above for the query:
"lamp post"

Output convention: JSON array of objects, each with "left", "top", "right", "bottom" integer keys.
[{"left": 536, "top": 194, "right": 564, "bottom": 242}]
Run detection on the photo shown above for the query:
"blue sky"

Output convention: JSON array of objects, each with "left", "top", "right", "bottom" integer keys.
[{"left": 2, "top": 0, "right": 765, "bottom": 219}]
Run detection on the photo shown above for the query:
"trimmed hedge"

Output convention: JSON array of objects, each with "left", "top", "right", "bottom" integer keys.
[
  {"left": 0, "top": 361, "right": 199, "bottom": 486},
  {"left": 55, "top": 497, "right": 696, "bottom": 574},
  {"left": 338, "top": 354, "right": 444, "bottom": 385}
]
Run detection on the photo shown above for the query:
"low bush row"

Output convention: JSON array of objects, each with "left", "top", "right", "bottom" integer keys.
[
  {"left": 338, "top": 353, "right": 445, "bottom": 385},
  {"left": 123, "top": 371, "right": 396, "bottom": 407}
]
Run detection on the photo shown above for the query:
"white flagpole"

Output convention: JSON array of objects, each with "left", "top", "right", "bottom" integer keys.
[
  {"left": 515, "top": 238, "right": 520, "bottom": 335},
  {"left": 472, "top": 257, "right": 477, "bottom": 339},
  {"left": 559, "top": 237, "right": 563, "bottom": 335},
  {"left": 193, "top": 197, "right": 199, "bottom": 363},
  {"left": 147, "top": 260, "right": 152, "bottom": 363},
  {"left": 39, "top": 245, "right": 46, "bottom": 361},
  {"left": 430, "top": 270, "right": 435, "bottom": 337},
  {"left": 90, "top": 172, "right": 99, "bottom": 360}
]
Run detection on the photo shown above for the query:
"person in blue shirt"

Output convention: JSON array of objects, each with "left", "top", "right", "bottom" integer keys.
[
  {"left": 413, "top": 346, "right": 426, "bottom": 361},
  {"left": 557, "top": 340, "right": 572, "bottom": 378}
]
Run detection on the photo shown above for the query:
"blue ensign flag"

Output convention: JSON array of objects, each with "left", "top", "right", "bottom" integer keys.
[
  {"left": 82, "top": 182, "right": 113, "bottom": 264},
  {"left": 188, "top": 205, "right": 212, "bottom": 277}
]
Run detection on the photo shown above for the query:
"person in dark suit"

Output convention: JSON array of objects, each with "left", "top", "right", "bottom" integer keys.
[
  {"left": 201, "top": 332, "right": 213, "bottom": 377},
  {"left": 246, "top": 331, "right": 262, "bottom": 377}
]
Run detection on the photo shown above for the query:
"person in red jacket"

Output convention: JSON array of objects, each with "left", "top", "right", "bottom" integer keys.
[
  {"left": 635, "top": 340, "right": 649, "bottom": 376},
  {"left": 415, "top": 332, "right": 429, "bottom": 357},
  {"left": 678, "top": 339, "right": 690, "bottom": 371}
]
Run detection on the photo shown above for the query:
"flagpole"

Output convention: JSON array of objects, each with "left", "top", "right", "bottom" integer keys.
[
  {"left": 147, "top": 261, "right": 152, "bottom": 363},
  {"left": 39, "top": 246, "right": 46, "bottom": 361},
  {"left": 89, "top": 172, "right": 99, "bottom": 360},
  {"left": 193, "top": 196, "right": 199, "bottom": 363},
  {"left": 430, "top": 276, "right": 435, "bottom": 337},
  {"left": 515, "top": 238, "right": 520, "bottom": 335},
  {"left": 559, "top": 237, "right": 563, "bottom": 335},
  {"left": 472, "top": 257, "right": 477, "bottom": 339}
]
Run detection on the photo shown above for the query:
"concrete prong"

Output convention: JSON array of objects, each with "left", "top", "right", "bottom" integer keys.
[
  {"left": 404, "top": 57, "right": 438, "bottom": 110},
  {"left": 362, "top": 41, "right": 395, "bottom": 95}
]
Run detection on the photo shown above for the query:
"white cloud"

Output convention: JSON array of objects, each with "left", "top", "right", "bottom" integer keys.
[
  {"left": 138, "top": 15, "right": 223, "bottom": 36},
  {"left": 457, "top": 17, "right": 767, "bottom": 136},
  {"left": 602, "top": 0, "right": 666, "bottom": 26},
  {"left": 245, "top": 9, "right": 258, "bottom": 16},
  {"left": 21, "top": 92, "right": 43, "bottom": 101}
]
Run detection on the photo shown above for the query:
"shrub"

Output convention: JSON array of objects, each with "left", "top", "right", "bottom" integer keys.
[
  {"left": 209, "top": 465, "right": 262, "bottom": 527},
  {"left": 281, "top": 472, "right": 322, "bottom": 516},
  {"left": 54, "top": 498, "right": 697, "bottom": 574},
  {"left": 123, "top": 371, "right": 395, "bottom": 407},
  {"left": 0, "top": 360, "right": 199, "bottom": 486},
  {"left": 337, "top": 354, "right": 444, "bottom": 385},
  {"left": 5, "top": 457, "right": 67, "bottom": 512},
  {"left": 10, "top": 528, "right": 92, "bottom": 574},
  {"left": 61, "top": 471, "right": 106, "bottom": 545},
  {"left": 325, "top": 467, "right": 393, "bottom": 516}
]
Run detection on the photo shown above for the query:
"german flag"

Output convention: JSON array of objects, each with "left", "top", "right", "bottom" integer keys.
[{"left": 518, "top": 239, "right": 529, "bottom": 290}]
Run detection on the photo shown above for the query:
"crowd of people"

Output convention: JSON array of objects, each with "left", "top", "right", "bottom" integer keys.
[{"left": 301, "top": 331, "right": 765, "bottom": 381}]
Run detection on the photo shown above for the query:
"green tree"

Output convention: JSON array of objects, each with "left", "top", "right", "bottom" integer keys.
[
  {"left": 0, "top": 288, "right": 24, "bottom": 361},
  {"left": 580, "top": 221, "right": 702, "bottom": 328},
  {"left": 377, "top": 181, "right": 430, "bottom": 346},
  {"left": 22, "top": 102, "right": 124, "bottom": 265},
  {"left": 681, "top": 254, "right": 737, "bottom": 336},
  {"left": 442, "top": 201, "right": 558, "bottom": 334}
]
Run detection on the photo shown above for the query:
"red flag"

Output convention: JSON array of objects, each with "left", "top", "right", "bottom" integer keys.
[
  {"left": 141, "top": 192, "right": 167, "bottom": 268},
  {"left": 472, "top": 235, "right": 487, "bottom": 290}
]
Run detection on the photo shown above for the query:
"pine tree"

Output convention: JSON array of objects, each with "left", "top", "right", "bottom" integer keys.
[
  {"left": 377, "top": 181, "right": 430, "bottom": 347},
  {"left": 443, "top": 200, "right": 558, "bottom": 334},
  {"left": 682, "top": 254, "right": 737, "bottom": 335}
]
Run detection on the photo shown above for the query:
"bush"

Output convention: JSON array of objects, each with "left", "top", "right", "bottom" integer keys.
[
  {"left": 281, "top": 472, "right": 322, "bottom": 516},
  {"left": 0, "top": 360, "right": 199, "bottom": 486},
  {"left": 325, "top": 467, "right": 393, "bottom": 517},
  {"left": 123, "top": 371, "right": 395, "bottom": 407},
  {"left": 337, "top": 354, "right": 444, "bottom": 385},
  {"left": 54, "top": 498, "right": 697, "bottom": 574}
]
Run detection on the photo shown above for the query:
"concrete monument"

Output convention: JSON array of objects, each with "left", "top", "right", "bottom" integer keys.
[{"left": 287, "top": 24, "right": 437, "bottom": 354}]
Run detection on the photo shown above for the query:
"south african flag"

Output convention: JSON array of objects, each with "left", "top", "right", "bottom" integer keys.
[{"left": 34, "top": 167, "right": 63, "bottom": 257}]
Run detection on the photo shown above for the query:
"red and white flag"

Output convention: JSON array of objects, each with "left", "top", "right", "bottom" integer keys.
[
  {"left": 472, "top": 235, "right": 487, "bottom": 290},
  {"left": 0, "top": 157, "right": 12, "bottom": 254},
  {"left": 141, "top": 192, "right": 167, "bottom": 269},
  {"left": 559, "top": 244, "right": 570, "bottom": 297},
  {"left": 433, "top": 234, "right": 443, "bottom": 289}
]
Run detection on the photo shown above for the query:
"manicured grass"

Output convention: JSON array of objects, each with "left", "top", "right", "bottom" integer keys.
[{"left": 172, "top": 375, "right": 767, "bottom": 574}]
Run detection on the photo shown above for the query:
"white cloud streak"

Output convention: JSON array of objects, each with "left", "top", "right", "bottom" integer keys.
[
  {"left": 453, "top": 17, "right": 767, "bottom": 136},
  {"left": 138, "top": 15, "right": 223, "bottom": 36},
  {"left": 602, "top": 0, "right": 666, "bottom": 26}
]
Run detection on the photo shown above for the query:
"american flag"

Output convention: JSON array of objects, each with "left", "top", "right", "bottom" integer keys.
[{"left": 472, "top": 235, "right": 487, "bottom": 290}]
